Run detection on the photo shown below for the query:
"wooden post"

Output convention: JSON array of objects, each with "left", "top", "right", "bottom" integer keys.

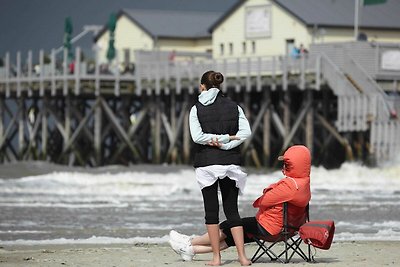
[
  {"left": 283, "top": 91, "right": 290, "bottom": 135},
  {"left": 114, "top": 50, "right": 120, "bottom": 96},
  {"left": 42, "top": 97, "right": 48, "bottom": 160},
  {"left": 0, "top": 97, "right": 3, "bottom": 162},
  {"left": 153, "top": 95, "right": 161, "bottom": 163},
  {"left": 183, "top": 91, "right": 190, "bottom": 164},
  {"left": 16, "top": 52, "right": 21, "bottom": 97},
  {"left": 51, "top": 49, "right": 56, "bottom": 96},
  {"left": 236, "top": 58, "right": 240, "bottom": 93},
  {"left": 74, "top": 47, "right": 81, "bottom": 95},
  {"left": 5, "top": 52, "right": 10, "bottom": 98},
  {"left": 305, "top": 90, "right": 314, "bottom": 154},
  {"left": 18, "top": 98, "right": 25, "bottom": 159},
  {"left": 170, "top": 91, "right": 177, "bottom": 163},
  {"left": 39, "top": 50, "right": 44, "bottom": 97},
  {"left": 94, "top": 96, "right": 102, "bottom": 165},
  {"left": 282, "top": 56, "right": 288, "bottom": 91},
  {"left": 95, "top": 46, "right": 100, "bottom": 96},
  {"left": 27, "top": 50, "right": 33, "bottom": 97},
  {"left": 64, "top": 96, "right": 71, "bottom": 160},
  {"left": 63, "top": 49, "right": 68, "bottom": 96},
  {"left": 263, "top": 88, "right": 271, "bottom": 166},
  {"left": 315, "top": 55, "right": 321, "bottom": 90}
]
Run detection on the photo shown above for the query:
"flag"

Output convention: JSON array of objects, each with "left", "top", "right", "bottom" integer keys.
[{"left": 363, "top": 0, "right": 386, "bottom": 5}]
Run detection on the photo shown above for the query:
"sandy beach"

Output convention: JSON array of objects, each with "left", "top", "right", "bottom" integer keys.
[{"left": 0, "top": 241, "right": 398, "bottom": 266}]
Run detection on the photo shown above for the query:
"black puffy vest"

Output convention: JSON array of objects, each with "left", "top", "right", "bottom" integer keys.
[{"left": 193, "top": 92, "right": 241, "bottom": 167}]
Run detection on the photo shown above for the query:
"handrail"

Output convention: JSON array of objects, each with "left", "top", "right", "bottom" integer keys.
[
  {"left": 346, "top": 55, "right": 393, "bottom": 117},
  {"left": 319, "top": 53, "right": 358, "bottom": 96}
]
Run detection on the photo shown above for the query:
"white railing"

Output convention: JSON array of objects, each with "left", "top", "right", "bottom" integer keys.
[{"left": 370, "top": 120, "right": 400, "bottom": 163}]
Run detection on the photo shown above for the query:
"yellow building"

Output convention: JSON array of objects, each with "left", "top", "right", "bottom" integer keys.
[
  {"left": 209, "top": 0, "right": 400, "bottom": 59},
  {"left": 94, "top": 9, "right": 221, "bottom": 64}
]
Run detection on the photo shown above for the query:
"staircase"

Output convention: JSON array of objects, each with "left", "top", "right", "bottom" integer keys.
[{"left": 314, "top": 42, "right": 400, "bottom": 165}]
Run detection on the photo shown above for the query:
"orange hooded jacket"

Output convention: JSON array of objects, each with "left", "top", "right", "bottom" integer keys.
[{"left": 253, "top": 145, "right": 311, "bottom": 235}]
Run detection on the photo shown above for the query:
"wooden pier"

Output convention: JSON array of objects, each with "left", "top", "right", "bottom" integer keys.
[{"left": 0, "top": 42, "right": 399, "bottom": 167}]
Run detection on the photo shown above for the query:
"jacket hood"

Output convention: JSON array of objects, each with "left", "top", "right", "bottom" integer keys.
[
  {"left": 198, "top": 88, "right": 220, "bottom": 106},
  {"left": 281, "top": 145, "right": 311, "bottom": 178}
]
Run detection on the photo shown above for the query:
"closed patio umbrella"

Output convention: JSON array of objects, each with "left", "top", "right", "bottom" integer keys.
[
  {"left": 106, "top": 13, "right": 117, "bottom": 62},
  {"left": 63, "top": 16, "right": 73, "bottom": 60}
]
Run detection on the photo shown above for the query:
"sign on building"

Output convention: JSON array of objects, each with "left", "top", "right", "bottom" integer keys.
[{"left": 245, "top": 5, "right": 271, "bottom": 39}]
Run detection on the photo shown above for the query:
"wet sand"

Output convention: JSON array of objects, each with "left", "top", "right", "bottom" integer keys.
[{"left": 0, "top": 241, "right": 398, "bottom": 266}]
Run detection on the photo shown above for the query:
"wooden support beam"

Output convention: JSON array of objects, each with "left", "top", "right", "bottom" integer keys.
[
  {"left": 46, "top": 105, "right": 67, "bottom": 141},
  {"left": 165, "top": 103, "right": 188, "bottom": 161},
  {"left": 316, "top": 113, "right": 354, "bottom": 161},
  {"left": 0, "top": 105, "right": 18, "bottom": 149},
  {"left": 271, "top": 110, "right": 286, "bottom": 138},
  {"left": 242, "top": 101, "right": 268, "bottom": 153},
  {"left": 110, "top": 107, "right": 148, "bottom": 163},
  {"left": 281, "top": 98, "right": 312, "bottom": 153},
  {"left": 100, "top": 97, "right": 141, "bottom": 161},
  {"left": 23, "top": 109, "right": 43, "bottom": 160},
  {"left": 71, "top": 107, "right": 94, "bottom": 142},
  {"left": 61, "top": 98, "right": 98, "bottom": 154}
]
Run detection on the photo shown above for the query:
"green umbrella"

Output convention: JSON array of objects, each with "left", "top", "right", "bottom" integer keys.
[
  {"left": 63, "top": 16, "right": 73, "bottom": 60},
  {"left": 106, "top": 13, "right": 117, "bottom": 62}
]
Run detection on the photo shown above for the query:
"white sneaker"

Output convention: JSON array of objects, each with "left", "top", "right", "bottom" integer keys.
[
  {"left": 178, "top": 243, "right": 195, "bottom": 261},
  {"left": 168, "top": 238, "right": 182, "bottom": 255},
  {"left": 169, "top": 230, "right": 191, "bottom": 246},
  {"left": 168, "top": 231, "right": 195, "bottom": 261}
]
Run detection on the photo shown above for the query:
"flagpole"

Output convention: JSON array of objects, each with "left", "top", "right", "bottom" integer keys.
[{"left": 354, "top": 0, "right": 360, "bottom": 40}]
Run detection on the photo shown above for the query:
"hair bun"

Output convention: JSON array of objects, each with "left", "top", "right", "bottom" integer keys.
[{"left": 212, "top": 72, "right": 224, "bottom": 85}]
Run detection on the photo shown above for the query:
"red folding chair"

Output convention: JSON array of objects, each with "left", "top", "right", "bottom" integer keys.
[{"left": 250, "top": 202, "right": 312, "bottom": 263}]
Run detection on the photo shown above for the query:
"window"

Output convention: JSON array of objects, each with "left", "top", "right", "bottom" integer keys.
[
  {"left": 229, "top": 43, "right": 233, "bottom": 55},
  {"left": 251, "top": 41, "right": 256, "bottom": 54},
  {"left": 220, "top": 43, "right": 224, "bottom": 55},
  {"left": 242, "top": 42, "right": 247, "bottom": 54}
]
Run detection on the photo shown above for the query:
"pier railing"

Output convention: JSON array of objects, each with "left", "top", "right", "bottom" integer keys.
[{"left": 0, "top": 44, "right": 399, "bottom": 166}]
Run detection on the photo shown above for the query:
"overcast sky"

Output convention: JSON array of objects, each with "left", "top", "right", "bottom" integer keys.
[{"left": 0, "top": 0, "right": 238, "bottom": 57}]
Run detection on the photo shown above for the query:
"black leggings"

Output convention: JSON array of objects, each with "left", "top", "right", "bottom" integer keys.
[
  {"left": 221, "top": 217, "right": 271, "bottom": 247},
  {"left": 201, "top": 177, "right": 242, "bottom": 227}
]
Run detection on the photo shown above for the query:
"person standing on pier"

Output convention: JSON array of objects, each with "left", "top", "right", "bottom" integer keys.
[{"left": 170, "top": 71, "right": 252, "bottom": 266}]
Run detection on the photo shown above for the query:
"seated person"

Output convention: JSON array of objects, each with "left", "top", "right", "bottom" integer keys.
[{"left": 168, "top": 145, "right": 311, "bottom": 262}]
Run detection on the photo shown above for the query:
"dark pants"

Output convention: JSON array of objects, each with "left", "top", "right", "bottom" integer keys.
[
  {"left": 221, "top": 217, "right": 271, "bottom": 247},
  {"left": 201, "top": 177, "right": 242, "bottom": 227}
]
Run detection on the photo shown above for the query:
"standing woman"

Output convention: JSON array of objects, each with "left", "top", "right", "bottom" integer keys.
[{"left": 190, "top": 70, "right": 251, "bottom": 266}]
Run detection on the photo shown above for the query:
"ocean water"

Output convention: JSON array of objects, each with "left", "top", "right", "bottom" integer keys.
[{"left": 0, "top": 160, "right": 399, "bottom": 246}]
